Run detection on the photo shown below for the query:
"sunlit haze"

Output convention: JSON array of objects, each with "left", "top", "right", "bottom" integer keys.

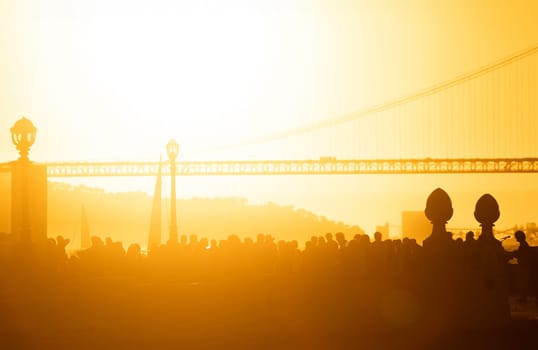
[{"left": 1, "top": 0, "right": 537, "bottom": 236}]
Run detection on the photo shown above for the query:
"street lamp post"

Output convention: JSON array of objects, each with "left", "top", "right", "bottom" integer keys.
[
  {"left": 10, "top": 117, "right": 37, "bottom": 244},
  {"left": 11, "top": 117, "right": 37, "bottom": 162},
  {"left": 166, "top": 139, "right": 179, "bottom": 245}
]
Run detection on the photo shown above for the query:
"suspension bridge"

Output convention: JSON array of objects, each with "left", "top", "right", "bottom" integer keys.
[{"left": 1, "top": 45, "right": 537, "bottom": 176}]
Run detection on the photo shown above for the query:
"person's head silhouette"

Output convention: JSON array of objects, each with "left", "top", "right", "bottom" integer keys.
[
  {"left": 514, "top": 230, "right": 526, "bottom": 243},
  {"left": 374, "top": 231, "right": 382, "bottom": 242}
]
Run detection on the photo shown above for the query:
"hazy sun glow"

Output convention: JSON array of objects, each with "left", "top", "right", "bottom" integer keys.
[
  {"left": 16, "top": 0, "right": 333, "bottom": 161},
  {"left": 76, "top": 4, "right": 296, "bottom": 150}
]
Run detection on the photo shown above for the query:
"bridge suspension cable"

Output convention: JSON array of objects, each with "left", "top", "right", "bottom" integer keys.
[{"left": 202, "top": 44, "right": 538, "bottom": 153}]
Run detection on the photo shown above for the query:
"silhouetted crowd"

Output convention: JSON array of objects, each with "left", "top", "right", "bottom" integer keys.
[
  {"left": 2, "top": 229, "right": 536, "bottom": 297},
  {"left": 1, "top": 189, "right": 538, "bottom": 349}
]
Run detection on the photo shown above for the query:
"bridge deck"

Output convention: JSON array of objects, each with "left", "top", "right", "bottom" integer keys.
[{"left": 2, "top": 158, "right": 537, "bottom": 177}]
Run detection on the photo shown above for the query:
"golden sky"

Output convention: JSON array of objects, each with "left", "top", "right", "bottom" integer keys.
[{"left": 1, "top": 0, "right": 537, "bottom": 234}]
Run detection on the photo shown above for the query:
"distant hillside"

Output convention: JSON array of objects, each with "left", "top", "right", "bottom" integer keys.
[{"left": 44, "top": 182, "right": 364, "bottom": 249}]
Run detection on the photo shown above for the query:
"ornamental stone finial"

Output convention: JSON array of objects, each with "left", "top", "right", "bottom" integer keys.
[{"left": 425, "top": 188, "right": 453, "bottom": 224}]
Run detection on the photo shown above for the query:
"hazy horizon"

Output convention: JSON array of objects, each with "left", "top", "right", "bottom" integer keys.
[{"left": 43, "top": 176, "right": 538, "bottom": 238}]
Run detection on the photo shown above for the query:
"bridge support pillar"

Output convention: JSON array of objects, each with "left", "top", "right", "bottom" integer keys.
[{"left": 10, "top": 162, "right": 48, "bottom": 245}]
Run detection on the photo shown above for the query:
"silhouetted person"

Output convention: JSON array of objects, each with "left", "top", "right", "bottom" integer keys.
[
  {"left": 373, "top": 231, "right": 382, "bottom": 244},
  {"left": 462, "top": 230, "right": 480, "bottom": 280},
  {"left": 401, "top": 237, "right": 420, "bottom": 277},
  {"left": 370, "top": 231, "right": 387, "bottom": 278},
  {"left": 335, "top": 232, "right": 347, "bottom": 249},
  {"left": 465, "top": 231, "right": 476, "bottom": 244},
  {"left": 79, "top": 236, "right": 105, "bottom": 275},
  {"left": 513, "top": 230, "right": 533, "bottom": 303}
]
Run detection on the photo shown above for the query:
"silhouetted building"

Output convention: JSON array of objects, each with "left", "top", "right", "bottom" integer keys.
[{"left": 401, "top": 211, "right": 430, "bottom": 244}]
